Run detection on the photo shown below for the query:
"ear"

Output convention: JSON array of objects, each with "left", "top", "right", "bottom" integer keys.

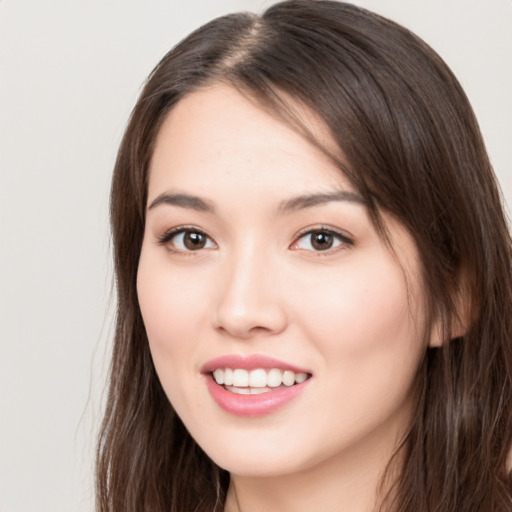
[
  {"left": 428, "top": 279, "right": 470, "bottom": 348},
  {"left": 428, "top": 316, "right": 447, "bottom": 348},
  {"left": 428, "top": 313, "right": 467, "bottom": 348}
]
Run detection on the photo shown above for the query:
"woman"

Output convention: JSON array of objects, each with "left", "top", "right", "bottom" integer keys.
[{"left": 96, "top": 1, "right": 512, "bottom": 510}]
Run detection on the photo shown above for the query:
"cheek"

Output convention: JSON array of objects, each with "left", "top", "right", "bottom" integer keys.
[
  {"left": 140, "top": 230, "right": 217, "bottom": 316},
  {"left": 136, "top": 251, "right": 213, "bottom": 422},
  {"left": 287, "top": 257, "right": 425, "bottom": 454},
  {"left": 292, "top": 253, "right": 424, "bottom": 385},
  {"left": 344, "top": 281, "right": 412, "bottom": 348},
  {"left": 136, "top": 248, "right": 209, "bottom": 378}
]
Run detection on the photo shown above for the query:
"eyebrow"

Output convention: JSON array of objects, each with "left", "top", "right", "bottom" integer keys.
[
  {"left": 278, "top": 190, "right": 365, "bottom": 214},
  {"left": 147, "top": 190, "right": 365, "bottom": 215},
  {"left": 148, "top": 192, "right": 215, "bottom": 213}
]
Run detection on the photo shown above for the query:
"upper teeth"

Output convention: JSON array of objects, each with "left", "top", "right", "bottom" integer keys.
[{"left": 213, "top": 368, "right": 309, "bottom": 388}]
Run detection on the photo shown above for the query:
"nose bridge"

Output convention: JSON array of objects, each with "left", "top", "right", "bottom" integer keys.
[{"left": 214, "top": 238, "right": 286, "bottom": 338}]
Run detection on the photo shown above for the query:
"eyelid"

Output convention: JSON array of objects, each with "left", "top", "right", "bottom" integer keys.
[
  {"left": 290, "top": 225, "right": 354, "bottom": 252},
  {"left": 157, "top": 225, "right": 217, "bottom": 251}
]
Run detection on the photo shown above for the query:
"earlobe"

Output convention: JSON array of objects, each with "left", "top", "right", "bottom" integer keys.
[
  {"left": 428, "top": 286, "right": 470, "bottom": 348},
  {"left": 428, "top": 317, "right": 466, "bottom": 348},
  {"left": 428, "top": 316, "right": 446, "bottom": 348},
  {"left": 449, "top": 312, "right": 468, "bottom": 341},
  {"left": 450, "top": 277, "right": 472, "bottom": 341}
]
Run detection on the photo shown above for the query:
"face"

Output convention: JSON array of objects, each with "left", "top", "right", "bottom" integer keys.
[{"left": 137, "top": 84, "right": 428, "bottom": 478}]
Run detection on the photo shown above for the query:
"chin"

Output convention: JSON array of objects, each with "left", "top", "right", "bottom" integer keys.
[
  {"left": 194, "top": 429, "right": 324, "bottom": 478},
  {"left": 210, "top": 452, "right": 304, "bottom": 478}
]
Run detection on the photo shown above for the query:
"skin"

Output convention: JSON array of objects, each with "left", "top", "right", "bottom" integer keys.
[{"left": 137, "top": 84, "right": 431, "bottom": 512}]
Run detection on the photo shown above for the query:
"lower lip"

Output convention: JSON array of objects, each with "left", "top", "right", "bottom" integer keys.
[{"left": 205, "top": 375, "right": 310, "bottom": 417}]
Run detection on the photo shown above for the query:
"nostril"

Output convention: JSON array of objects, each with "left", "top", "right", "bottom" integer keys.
[{"left": 213, "top": 303, "right": 288, "bottom": 339}]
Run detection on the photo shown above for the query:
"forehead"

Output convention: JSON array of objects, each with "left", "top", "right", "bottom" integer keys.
[
  {"left": 148, "top": 84, "right": 353, "bottom": 199},
  {"left": 145, "top": 84, "right": 423, "bottom": 303}
]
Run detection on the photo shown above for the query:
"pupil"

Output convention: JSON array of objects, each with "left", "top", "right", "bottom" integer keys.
[
  {"left": 312, "top": 232, "right": 333, "bottom": 250},
  {"left": 184, "top": 232, "right": 205, "bottom": 250}
]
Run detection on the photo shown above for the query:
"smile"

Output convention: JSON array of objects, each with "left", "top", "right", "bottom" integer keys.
[
  {"left": 202, "top": 356, "right": 313, "bottom": 416},
  {"left": 212, "top": 368, "right": 310, "bottom": 394}
]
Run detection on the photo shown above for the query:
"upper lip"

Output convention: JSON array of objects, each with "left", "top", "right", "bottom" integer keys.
[{"left": 201, "top": 354, "right": 312, "bottom": 375}]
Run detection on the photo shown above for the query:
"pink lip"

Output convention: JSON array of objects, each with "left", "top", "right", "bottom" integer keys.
[
  {"left": 205, "top": 375, "right": 310, "bottom": 417},
  {"left": 201, "top": 354, "right": 311, "bottom": 374},
  {"left": 201, "top": 354, "right": 312, "bottom": 417}
]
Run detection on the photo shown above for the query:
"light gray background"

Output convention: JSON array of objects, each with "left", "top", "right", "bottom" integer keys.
[{"left": 1, "top": 1, "right": 510, "bottom": 511}]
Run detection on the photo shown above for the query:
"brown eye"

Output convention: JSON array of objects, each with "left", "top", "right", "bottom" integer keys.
[
  {"left": 292, "top": 228, "right": 350, "bottom": 252},
  {"left": 311, "top": 231, "right": 334, "bottom": 250},
  {"left": 160, "top": 229, "right": 216, "bottom": 252},
  {"left": 183, "top": 231, "right": 207, "bottom": 250}
]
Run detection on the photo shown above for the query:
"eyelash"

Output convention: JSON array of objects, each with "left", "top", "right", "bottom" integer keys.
[
  {"left": 157, "top": 225, "right": 353, "bottom": 254},
  {"left": 291, "top": 226, "right": 353, "bottom": 254},
  {"left": 157, "top": 226, "right": 217, "bottom": 253}
]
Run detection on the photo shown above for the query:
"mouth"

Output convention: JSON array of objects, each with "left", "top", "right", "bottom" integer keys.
[
  {"left": 211, "top": 367, "right": 311, "bottom": 395},
  {"left": 202, "top": 355, "right": 313, "bottom": 416}
]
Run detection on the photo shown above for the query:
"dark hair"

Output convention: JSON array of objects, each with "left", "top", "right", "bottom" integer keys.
[{"left": 96, "top": 1, "right": 512, "bottom": 510}]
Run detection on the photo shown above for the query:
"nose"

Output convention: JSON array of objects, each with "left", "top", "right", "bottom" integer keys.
[{"left": 213, "top": 246, "right": 288, "bottom": 339}]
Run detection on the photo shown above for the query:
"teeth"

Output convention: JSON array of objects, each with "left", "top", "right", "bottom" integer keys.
[
  {"left": 225, "top": 385, "right": 272, "bottom": 395},
  {"left": 226, "top": 385, "right": 251, "bottom": 395},
  {"left": 267, "top": 368, "right": 282, "bottom": 387},
  {"left": 295, "top": 372, "right": 308, "bottom": 383},
  {"left": 213, "top": 368, "right": 224, "bottom": 385},
  {"left": 212, "top": 368, "right": 310, "bottom": 389},
  {"left": 249, "top": 368, "right": 267, "bottom": 387},
  {"left": 282, "top": 370, "right": 295, "bottom": 387},
  {"left": 232, "top": 369, "right": 249, "bottom": 387},
  {"left": 224, "top": 368, "right": 233, "bottom": 385},
  {"left": 249, "top": 386, "right": 270, "bottom": 394}
]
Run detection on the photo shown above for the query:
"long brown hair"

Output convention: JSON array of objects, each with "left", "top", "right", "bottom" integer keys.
[{"left": 96, "top": 1, "right": 512, "bottom": 510}]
